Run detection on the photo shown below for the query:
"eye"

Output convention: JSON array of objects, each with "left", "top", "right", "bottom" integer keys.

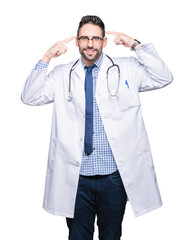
[
  {"left": 92, "top": 36, "right": 101, "bottom": 41},
  {"left": 80, "top": 36, "right": 88, "bottom": 41}
]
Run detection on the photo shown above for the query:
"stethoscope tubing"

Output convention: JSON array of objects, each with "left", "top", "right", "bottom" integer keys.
[
  {"left": 105, "top": 55, "right": 120, "bottom": 97},
  {"left": 68, "top": 55, "right": 120, "bottom": 101}
]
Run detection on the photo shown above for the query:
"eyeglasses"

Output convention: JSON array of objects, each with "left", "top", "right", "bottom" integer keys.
[{"left": 77, "top": 36, "right": 104, "bottom": 43}]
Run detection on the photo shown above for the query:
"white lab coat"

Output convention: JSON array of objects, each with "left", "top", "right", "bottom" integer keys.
[{"left": 21, "top": 43, "right": 173, "bottom": 218}]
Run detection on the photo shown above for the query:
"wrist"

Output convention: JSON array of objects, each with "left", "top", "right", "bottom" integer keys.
[
  {"left": 134, "top": 44, "right": 141, "bottom": 50},
  {"left": 130, "top": 39, "right": 141, "bottom": 51},
  {"left": 41, "top": 54, "right": 51, "bottom": 64}
]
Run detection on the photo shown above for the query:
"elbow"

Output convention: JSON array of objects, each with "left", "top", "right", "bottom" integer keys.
[
  {"left": 21, "top": 92, "right": 40, "bottom": 106},
  {"left": 160, "top": 66, "right": 174, "bottom": 87},
  {"left": 165, "top": 71, "right": 174, "bottom": 87},
  {"left": 21, "top": 91, "right": 51, "bottom": 106},
  {"left": 21, "top": 92, "right": 28, "bottom": 105},
  {"left": 21, "top": 91, "right": 32, "bottom": 105},
  {"left": 159, "top": 61, "right": 174, "bottom": 87},
  {"left": 168, "top": 71, "right": 174, "bottom": 84},
  {"left": 21, "top": 94, "right": 33, "bottom": 106}
]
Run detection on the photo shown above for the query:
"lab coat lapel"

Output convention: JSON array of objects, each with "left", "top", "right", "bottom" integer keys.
[
  {"left": 73, "top": 58, "right": 85, "bottom": 85},
  {"left": 96, "top": 54, "right": 112, "bottom": 94}
]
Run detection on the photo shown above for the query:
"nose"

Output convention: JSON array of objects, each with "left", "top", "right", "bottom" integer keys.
[{"left": 87, "top": 39, "right": 93, "bottom": 47}]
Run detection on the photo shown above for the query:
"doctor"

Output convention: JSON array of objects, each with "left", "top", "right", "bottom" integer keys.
[{"left": 21, "top": 15, "right": 173, "bottom": 240}]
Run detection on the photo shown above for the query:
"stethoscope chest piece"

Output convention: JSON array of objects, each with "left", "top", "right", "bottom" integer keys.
[{"left": 67, "top": 91, "right": 73, "bottom": 101}]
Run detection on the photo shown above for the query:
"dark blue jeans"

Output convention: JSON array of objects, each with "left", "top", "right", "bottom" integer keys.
[{"left": 66, "top": 170, "right": 127, "bottom": 240}]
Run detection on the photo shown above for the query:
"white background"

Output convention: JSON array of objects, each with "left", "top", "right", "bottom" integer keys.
[{"left": 1, "top": 0, "right": 194, "bottom": 239}]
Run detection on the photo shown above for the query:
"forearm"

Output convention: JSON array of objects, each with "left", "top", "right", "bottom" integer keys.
[
  {"left": 41, "top": 54, "right": 51, "bottom": 64},
  {"left": 21, "top": 67, "right": 48, "bottom": 105},
  {"left": 135, "top": 43, "right": 173, "bottom": 91},
  {"left": 21, "top": 61, "right": 56, "bottom": 105}
]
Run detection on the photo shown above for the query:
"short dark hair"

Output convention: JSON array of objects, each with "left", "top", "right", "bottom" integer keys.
[{"left": 77, "top": 15, "right": 105, "bottom": 38}]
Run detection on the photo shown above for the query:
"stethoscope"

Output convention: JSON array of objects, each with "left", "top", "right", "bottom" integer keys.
[{"left": 67, "top": 55, "right": 120, "bottom": 101}]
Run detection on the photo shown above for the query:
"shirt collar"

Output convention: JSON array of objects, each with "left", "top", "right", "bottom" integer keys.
[{"left": 81, "top": 53, "right": 103, "bottom": 69}]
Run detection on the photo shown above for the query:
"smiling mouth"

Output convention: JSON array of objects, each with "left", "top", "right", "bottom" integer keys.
[{"left": 84, "top": 48, "right": 96, "bottom": 55}]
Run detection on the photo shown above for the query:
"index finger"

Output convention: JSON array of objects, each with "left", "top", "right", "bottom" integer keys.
[
  {"left": 64, "top": 36, "right": 75, "bottom": 43},
  {"left": 105, "top": 31, "right": 119, "bottom": 36}
]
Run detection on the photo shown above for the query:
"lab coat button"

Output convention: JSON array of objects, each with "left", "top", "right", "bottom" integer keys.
[
  {"left": 80, "top": 138, "right": 83, "bottom": 142},
  {"left": 75, "top": 161, "right": 80, "bottom": 166}
]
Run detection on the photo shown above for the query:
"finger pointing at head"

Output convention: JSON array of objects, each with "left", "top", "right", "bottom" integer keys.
[
  {"left": 105, "top": 31, "right": 119, "bottom": 36},
  {"left": 63, "top": 36, "right": 76, "bottom": 44}
]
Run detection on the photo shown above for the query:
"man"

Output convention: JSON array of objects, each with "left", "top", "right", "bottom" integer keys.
[{"left": 21, "top": 15, "right": 173, "bottom": 240}]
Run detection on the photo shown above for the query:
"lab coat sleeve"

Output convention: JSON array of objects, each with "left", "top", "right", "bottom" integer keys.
[
  {"left": 134, "top": 43, "right": 173, "bottom": 92},
  {"left": 21, "top": 63, "right": 59, "bottom": 106}
]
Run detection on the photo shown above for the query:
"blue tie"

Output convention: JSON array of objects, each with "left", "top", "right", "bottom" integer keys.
[{"left": 84, "top": 64, "right": 96, "bottom": 155}]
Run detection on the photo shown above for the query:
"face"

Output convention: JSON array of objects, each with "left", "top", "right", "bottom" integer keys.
[{"left": 76, "top": 23, "right": 107, "bottom": 66}]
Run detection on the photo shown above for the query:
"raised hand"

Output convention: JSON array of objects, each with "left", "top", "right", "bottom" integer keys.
[
  {"left": 41, "top": 36, "right": 75, "bottom": 63},
  {"left": 106, "top": 31, "right": 140, "bottom": 49}
]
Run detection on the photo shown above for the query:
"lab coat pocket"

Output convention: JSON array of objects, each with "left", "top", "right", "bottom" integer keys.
[
  {"left": 118, "top": 87, "right": 139, "bottom": 111},
  {"left": 47, "top": 137, "right": 57, "bottom": 172}
]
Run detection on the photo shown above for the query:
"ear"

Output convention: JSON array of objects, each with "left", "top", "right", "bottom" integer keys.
[
  {"left": 75, "top": 37, "right": 79, "bottom": 47},
  {"left": 102, "top": 37, "right": 107, "bottom": 48}
]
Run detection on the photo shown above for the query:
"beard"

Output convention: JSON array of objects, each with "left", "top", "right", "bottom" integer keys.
[{"left": 79, "top": 47, "right": 102, "bottom": 63}]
